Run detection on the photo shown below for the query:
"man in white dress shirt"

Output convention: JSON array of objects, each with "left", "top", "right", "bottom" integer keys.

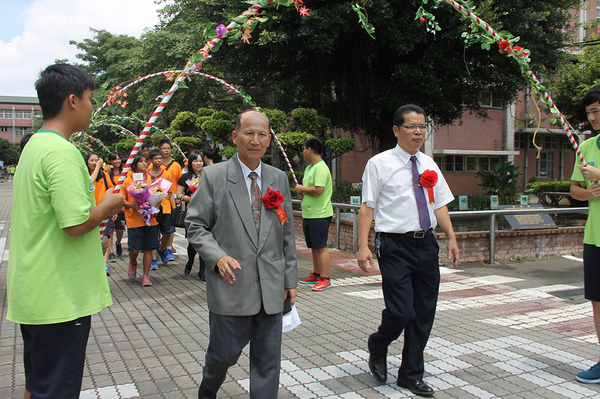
[{"left": 357, "top": 104, "right": 460, "bottom": 397}]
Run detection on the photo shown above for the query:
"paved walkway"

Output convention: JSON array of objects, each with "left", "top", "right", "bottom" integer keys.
[{"left": 1, "top": 181, "right": 600, "bottom": 398}]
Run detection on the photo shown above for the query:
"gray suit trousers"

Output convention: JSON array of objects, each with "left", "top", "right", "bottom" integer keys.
[{"left": 203, "top": 308, "right": 283, "bottom": 398}]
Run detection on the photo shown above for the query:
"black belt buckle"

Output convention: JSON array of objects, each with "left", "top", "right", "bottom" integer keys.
[{"left": 413, "top": 230, "right": 427, "bottom": 239}]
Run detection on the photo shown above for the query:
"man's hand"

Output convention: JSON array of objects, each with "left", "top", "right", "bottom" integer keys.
[
  {"left": 101, "top": 191, "right": 124, "bottom": 216},
  {"left": 578, "top": 164, "right": 600, "bottom": 182},
  {"left": 447, "top": 237, "right": 460, "bottom": 268},
  {"left": 295, "top": 184, "right": 305, "bottom": 200},
  {"left": 357, "top": 247, "right": 374, "bottom": 272},
  {"left": 589, "top": 182, "right": 600, "bottom": 200},
  {"left": 216, "top": 256, "right": 241, "bottom": 284},
  {"left": 284, "top": 288, "right": 297, "bottom": 305}
]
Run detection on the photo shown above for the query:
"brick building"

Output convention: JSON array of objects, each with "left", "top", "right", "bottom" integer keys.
[{"left": 0, "top": 96, "right": 41, "bottom": 145}]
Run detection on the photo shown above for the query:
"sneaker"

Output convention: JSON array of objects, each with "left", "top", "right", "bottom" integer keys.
[
  {"left": 311, "top": 277, "right": 332, "bottom": 292},
  {"left": 166, "top": 248, "right": 175, "bottom": 262},
  {"left": 141, "top": 275, "right": 152, "bottom": 287},
  {"left": 157, "top": 249, "right": 169, "bottom": 264},
  {"left": 172, "top": 247, "right": 177, "bottom": 254},
  {"left": 116, "top": 244, "right": 122, "bottom": 257},
  {"left": 105, "top": 265, "right": 111, "bottom": 276},
  {"left": 151, "top": 258, "right": 159, "bottom": 270},
  {"left": 108, "top": 252, "right": 116, "bottom": 262},
  {"left": 577, "top": 361, "right": 600, "bottom": 384},
  {"left": 299, "top": 273, "right": 320, "bottom": 284},
  {"left": 128, "top": 262, "right": 137, "bottom": 282}
]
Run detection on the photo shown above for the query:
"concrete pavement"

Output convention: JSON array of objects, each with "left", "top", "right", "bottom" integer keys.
[{"left": 1, "top": 181, "right": 600, "bottom": 398}]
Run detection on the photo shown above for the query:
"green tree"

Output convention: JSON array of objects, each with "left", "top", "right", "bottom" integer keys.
[
  {"left": 170, "top": 111, "right": 201, "bottom": 136},
  {"left": 0, "top": 139, "right": 20, "bottom": 165},
  {"left": 549, "top": 33, "right": 600, "bottom": 129}
]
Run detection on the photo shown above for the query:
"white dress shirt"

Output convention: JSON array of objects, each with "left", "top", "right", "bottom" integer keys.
[
  {"left": 361, "top": 145, "right": 454, "bottom": 233},
  {"left": 237, "top": 156, "right": 263, "bottom": 203}
]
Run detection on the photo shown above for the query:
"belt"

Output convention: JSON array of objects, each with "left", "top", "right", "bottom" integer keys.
[{"left": 380, "top": 229, "right": 434, "bottom": 239}]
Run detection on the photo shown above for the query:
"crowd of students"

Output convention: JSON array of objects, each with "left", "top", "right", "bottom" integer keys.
[{"left": 85, "top": 142, "right": 219, "bottom": 286}]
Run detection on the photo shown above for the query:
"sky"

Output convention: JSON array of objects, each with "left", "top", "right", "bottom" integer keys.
[{"left": 0, "top": 0, "right": 165, "bottom": 97}]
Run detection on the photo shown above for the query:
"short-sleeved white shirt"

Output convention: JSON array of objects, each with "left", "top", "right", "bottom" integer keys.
[{"left": 361, "top": 145, "right": 454, "bottom": 233}]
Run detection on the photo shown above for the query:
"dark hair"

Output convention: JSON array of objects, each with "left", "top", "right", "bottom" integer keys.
[
  {"left": 106, "top": 151, "right": 122, "bottom": 180},
  {"left": 203, "top": 147, "right": 218, "bottom": 160},
  {"left": 20, "top": 133, "right": 34, "bottom": 152},
  {"left": 234, "top": 109, "right": 271, "bottom": 132},
  {"left": 392, "top": 104, "right": 425, "bottom": 127},
  {"left": 158, "top": 139, "right": 172, "bottom": 149},
  {"left": 84, "top": 152, "right": 105, "bottom": 181},
  {"left": 187, "top": 151, "right": 202, "bottom": 174},
  {"left": 304, "top": 137, "right": 324, "bottom": 157},
  {"left": 583, "top": 86, "right": 600, "bottom": 107},
  {"left": 148, "top": 149, "right": 162, "bottom": 160},
  {"left": 141, "top": 142, "right": 151, "bottom": 150},
  {"left": 131, "top": 154, "right": 147, "bottom": 173},
  {"left": 35, "top": 64, "right": 95, "bottom": 120}
]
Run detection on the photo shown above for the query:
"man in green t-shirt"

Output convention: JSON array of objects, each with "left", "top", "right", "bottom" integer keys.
[
  {"left": 571, "top": 85, "right": 600, "bottom": 385},
  {"left": 7, "top": 64, "right": 123, "bottom": 399},
  {"left": 296, "top": 138, "right": 334, "bottom": 292}
]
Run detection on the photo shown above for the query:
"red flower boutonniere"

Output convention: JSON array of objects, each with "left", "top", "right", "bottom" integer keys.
[
  {"left": 261, "top": 187, "right": 289, "bottom": 225},
  {"left": 420, "top": 170, "right": 438, "bottom": 204},
  {"left": 499, "top": 39, "right": 511, "bottom": 54}
]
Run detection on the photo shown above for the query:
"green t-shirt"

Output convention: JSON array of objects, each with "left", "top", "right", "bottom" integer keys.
[
  {"left": 571, "top": 135, "right": 600, "bottom": 247},
  {"left": 301, "top": 160, "right": 333, "bottom": 219},
  {"left": 7, "top": 130, "right": 112, "bottom": 325}
]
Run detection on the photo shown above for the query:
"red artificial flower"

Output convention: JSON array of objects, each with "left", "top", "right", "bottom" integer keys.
[
  {"left": 420, "top": 170, "right": 438, "bottom": 204},
  {"left": 261, "top": 187, "right": 288, "bottom": 225},
  {"left": 420, "top": 17, "right": 426, "bottom": 24},
  {"left": 513, "top": 46, "right": 522, "bottom": 52},
  {"left": 499, "top": 39, "right": 511, "bottom": 54},
  {"left": 299, "top": 6, "right": 310, "bottom": 17},
  {"left": 241, "top": 29, "right": 252, "bottom": 44}
]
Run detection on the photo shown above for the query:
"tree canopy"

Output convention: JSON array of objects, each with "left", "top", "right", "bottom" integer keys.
[{"left": 71, "top": 0, "right": 580, "bottom": 149}]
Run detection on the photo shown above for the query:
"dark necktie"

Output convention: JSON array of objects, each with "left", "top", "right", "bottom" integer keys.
[
  {"left": 249, "top": 172, "right": 261, "bottom": 233},
  {"left": 411, "top": 155, "right": 431, "bottom": 231}
]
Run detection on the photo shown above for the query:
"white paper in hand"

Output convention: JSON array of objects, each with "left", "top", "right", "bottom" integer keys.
[{"left": 282, "top": 304, "right": 301, "bottom": 332}]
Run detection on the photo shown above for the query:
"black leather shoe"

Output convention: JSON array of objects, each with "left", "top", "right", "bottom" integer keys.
[
  {"left": 184, "top": 264, "right": 192, "bottom": 276},
  {"left": 397, "top": 378, "right": 434, "bottom": 397},
  {"left": 198, "top": 273, "right": 206, "bottom": 282},
  {"left": 368, "top": 354, "right": 387, "bottom": 384},
  {"left": 198, "top": 381, "right": 216, "bottom": 399}
]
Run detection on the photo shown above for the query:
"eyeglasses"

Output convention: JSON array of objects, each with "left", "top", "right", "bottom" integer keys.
[{"left": 400, "top": 124, "right": 427, "bottom": 131}]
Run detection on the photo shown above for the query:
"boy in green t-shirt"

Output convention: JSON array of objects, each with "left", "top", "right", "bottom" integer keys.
[
  {"left": 295, "top": 138, "right": 334, "bottom": 292},
  {"left": 571, "top": 85, "right": 600, "bottom": 384},
  {"left": 7, "top": 64, "right": 123, "bottom": 399}
]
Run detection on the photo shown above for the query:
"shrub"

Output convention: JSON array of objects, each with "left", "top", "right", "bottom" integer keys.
[
  {"left": 526, "top": 181, "right": 572, "bottom": 197},
  {"left": 331, "top": 180, "right": 362, "bottom": 204},
  {"left": 202, "top": 119, "right": 235, "bottom": 143},
  {"left": 264, "top": 109, "right": 287, "bottom": 133}
]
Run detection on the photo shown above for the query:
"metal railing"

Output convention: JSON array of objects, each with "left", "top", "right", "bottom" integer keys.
[{"left": 292, "top": 199, "right": 588, "bottom": 264}]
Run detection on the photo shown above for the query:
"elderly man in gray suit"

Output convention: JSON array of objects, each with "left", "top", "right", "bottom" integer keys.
[{"left": 186, "top": 109, "right": 298, "bottom": 399}]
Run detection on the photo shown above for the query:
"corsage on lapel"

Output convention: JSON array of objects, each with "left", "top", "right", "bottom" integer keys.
[
  {"left": 261, "top": 187, "right": 289, "bottom": 225},
  {"left": 419, "top": 170, "right": 438, "bottom": 204}
]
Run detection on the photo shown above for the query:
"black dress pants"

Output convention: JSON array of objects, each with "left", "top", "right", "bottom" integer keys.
[{"left": 368, "top": 232, "right": 440, "bottom": 380}]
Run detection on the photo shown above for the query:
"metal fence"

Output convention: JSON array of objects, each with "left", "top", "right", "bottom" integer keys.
[{"left": 292, "top": 199, "right": 589, "bottom": 264}]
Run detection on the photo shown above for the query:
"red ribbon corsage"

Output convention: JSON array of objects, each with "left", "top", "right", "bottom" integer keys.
[
  {"left": 420, "top": 170, "right": 438, "bottom": 204},
  {"left": 261, "top": 187, "right": 289, "bottom": 225}
]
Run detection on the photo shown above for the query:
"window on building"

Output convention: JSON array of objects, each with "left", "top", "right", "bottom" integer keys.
[
  {"left": 435, "top": 155, "right": 506, "bottom": 172},
  {"left": 479, "top": 90, "right": 503, "bottom": 109},
  {"left": 0, "top": 110, "right": 13, "bottom": 119},
  {"left": 597, "top": 6, "right": 600, "bottom": 21},
  {"left": 537, "top": 151, "right": 554, "bottom": 178},
  {"left": 15, "top": 110, "right": 32, "bottom": 119},
  {"left": 15, "top": 127, "right": 31, "bottom": 136},
  {"left": 0, "top": 127, "right": 11, "bottom": 132}
]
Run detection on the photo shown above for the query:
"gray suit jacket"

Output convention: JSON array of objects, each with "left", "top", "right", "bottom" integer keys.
[{"left": 186, "top": 154, "right": 298, "bottom": 316}]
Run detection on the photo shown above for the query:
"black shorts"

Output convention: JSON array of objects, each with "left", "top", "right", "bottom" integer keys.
[
  {"left": 157, "top": 211, "right": 175, "bottom": 235},
  {"left": 102, "top": 219, "right": 113, "bottom": 238},
  {"left": 128, "top": 225, "right": 160, "bottom": 251},
  {"left": 114, "top": 211, "right": 126, "bottom": 230},
  {"left": 21, "top": 316, "right": 91, "bottom": 398},
  {"left": 302, "top": 217, "right": 332, "bottom": 249},
  {"left": 583, "top": 244, "right": 600, "bottom": 301}
]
